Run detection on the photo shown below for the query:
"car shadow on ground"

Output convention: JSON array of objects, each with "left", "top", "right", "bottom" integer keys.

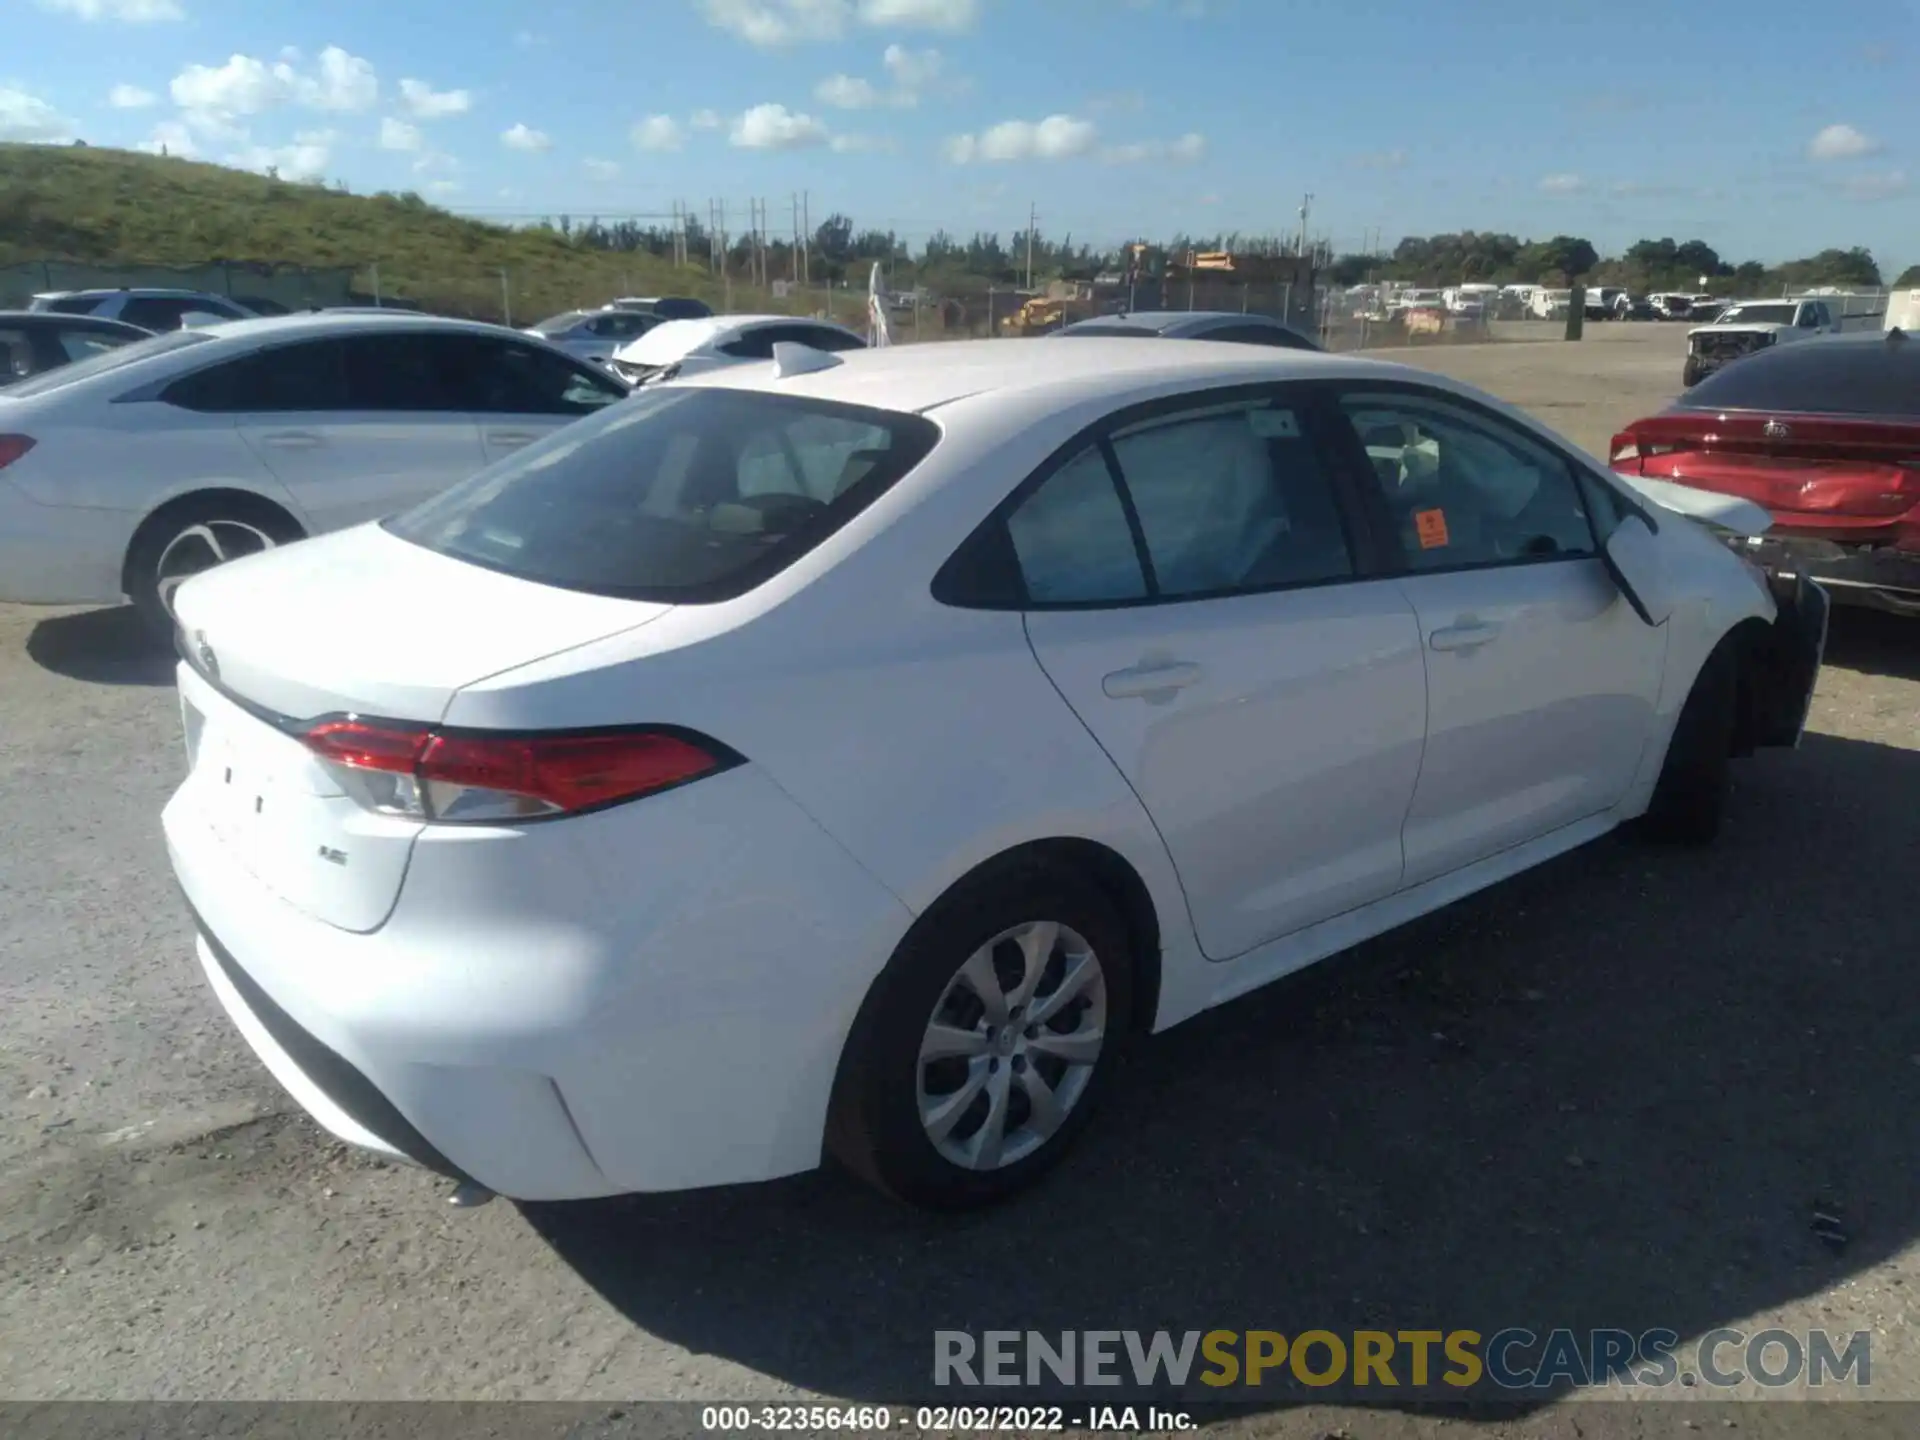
[
  {"left": 25, "top": 606, "right": 172, "bottom": 686},
  {"left": 1824, "top": 606, "right": 1920, "bottom": 683},
  {"left": 526, "top": 730, "right": 1920, "bottom": 1415}
]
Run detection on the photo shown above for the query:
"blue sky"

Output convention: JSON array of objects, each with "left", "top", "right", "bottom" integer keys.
[{"left": 4, "top": 0, "right": 1916, "bottom": 273}]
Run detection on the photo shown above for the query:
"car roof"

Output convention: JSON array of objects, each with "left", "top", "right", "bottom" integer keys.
[
  {"left": 185, "top": 311, "right": 533, "bottom": 342},
  {"left": 687, "top": 335, "right": 1412, "bottom": 414},
  {"left": 617, "top": 314, "right": 858, "bottom": 362}
]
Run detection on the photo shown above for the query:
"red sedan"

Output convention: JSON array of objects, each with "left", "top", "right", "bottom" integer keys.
[{"left": 1609, "top": 329, "right": 1920, "bottom": 615}]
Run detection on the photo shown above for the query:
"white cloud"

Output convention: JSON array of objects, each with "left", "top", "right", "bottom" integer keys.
[
  {"left": 1538, "top": 172, "right": 1585, "bottom": 193},
  {"left": 830, "top": 132, "right": 894, "bottom": 152},
  {"left": 136, "top": 119, "right": 196, "bottom": 156},
  {"left": 701, "top": 0, "right": 849, "bottom": 46},
  {"left": 0, "top": 88, "right": 75, "bottom": 142},
  {"left": 426, "top": 179, "right": 461, "bottom": 197},
  {"left": 378, "top": 116, "right": 422, "bottom": 151},
  {"left": 1354, "top": 148, "right": 1406, "bottom": 169},
  {"left": 230, "top": 128, "right": 335, "bottom": 181},
  {"left": 815, "top": 74, "right": 883, "bottom": 108},
  {"left": 169, "top": 45, "right": 378, "bottom": 130},
  {"left": 730, "top": 102, "right": 829, "bottom": 150},
  {"left": 882, "top": 43, "right": 943, "bottom": 89},
  {"left": 701, "top": 0, "right": 973, "bottom": 46},
  {"left": 945, "top": 114, "right": 1098, "bottom": 164},
  {"left": 857, "top": 0, "right": 975, "bottom": 29},
  {"left": 412, "top": 150, "right": 458, "bottom": 174},
  {"left": 501, "top": 122, "right": 551, "bottom": 152},
  {"left": 512, "top": 29, "right": 545, "bottom": 47},
  {"left": 397, "top": 78, "right": 471, "bottom": 119},
  {"left": 1101, "top": 131, "right": 1205, "bottom": 164},
  {"left": 583, "top": 157, "right": 621, "bottom": 178},
  {"left": 108, "top": 83, "right": 158, "bottom": 109},
  {"left": 689, "top": 108, "right": 722, "bottom": 129},
  {"left": 1807, "top": 123, "right": 1878, "bottom": 160},
  {"left": 35, "top": 0, "right": 181, "bottom": 21},
  {"left": 631, "top": 114, "right": 684, "bottom": 151}
]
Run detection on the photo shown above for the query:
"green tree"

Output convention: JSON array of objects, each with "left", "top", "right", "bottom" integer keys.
[{"left": 1891, "top": 264, "right": 1920, "bottom": 288}]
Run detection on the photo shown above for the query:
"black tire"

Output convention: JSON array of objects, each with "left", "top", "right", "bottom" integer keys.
[
  {"left": 828, "top": 868, "right": 1136, "bottom": 1210},
  {"left": 124, "top": 494, "right": 303, "bottom": 643},
  {"left": 1639, "top": 641, "right": 1738, "bottom": 845},
  {"left": 1681, "top": 358, "right": 1704, "bottom": 387}
]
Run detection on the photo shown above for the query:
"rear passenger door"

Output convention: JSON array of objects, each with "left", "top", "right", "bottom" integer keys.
[
  {"left": 167, "top": 335, "right": 488, "bottom": 530},
  {"left": 1323, "top": 384, "right": 1667, "bottom": 885},
  {"left": 1007, "top": 388, "right": 1428, "bottom": 961}
]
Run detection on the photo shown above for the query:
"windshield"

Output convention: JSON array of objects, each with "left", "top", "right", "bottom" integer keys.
[
  {"left": 1055, "top": 324, "right": 1157, "bottom": 338},
  {"left": 1718, "top": 304, "right": 1795, "bottom": 325},
  {"left": 384, "top": 386, "right": 941, "bottom": 603},
  {"left": 529, "top": 311, "right": 590, "bottom": 336},
  {"left": 0, "top": 328, "right": 215, "bottom": 399}
]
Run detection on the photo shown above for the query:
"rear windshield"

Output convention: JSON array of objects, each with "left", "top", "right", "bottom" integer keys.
[
  {"left": 0, "top": 328, "right": 215, "bottom": 398},
  {"left": 1056, "top": 324, "right": 1156, "bottom": 338},
  {"left": 1677, "top": 339, "right": 1920, "bottom": 416},
  {"left": 384, "top": 386, "right": 941, "bottom": 602}
]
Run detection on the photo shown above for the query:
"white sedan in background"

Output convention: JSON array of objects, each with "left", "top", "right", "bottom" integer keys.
[
  {"left": 0, "top": 312, "right": 627, "bottom": 633},
  {"left": 162, "top": 338, "right": 1825, "bottom": 1212},
  {"left": 605, "top": 313, "right": 866, "bottom": 386}
]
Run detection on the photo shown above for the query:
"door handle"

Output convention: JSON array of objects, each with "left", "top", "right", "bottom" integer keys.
[
  {"left": 259, "top": 431, "right": 322, "bottom": 449},
  {"left": 485, "top": 430, "right": 538, "bottom": 447},
  {"left": 1429, "top": 621, "right": 1501, "bottom": 652},
  {"left": 1102, "top": 661, "right": 1203, "bottom": 699}
]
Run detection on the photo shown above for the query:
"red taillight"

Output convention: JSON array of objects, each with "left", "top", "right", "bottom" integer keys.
[
  {"left": 0, "top": 434, "right": 36, "bottom": 470},
  {"left": 1608, "top": 431, "right": 1641, "bottom": 470},
  {"left": 300, "top": 718, "right": 732, "bottom": 823}
]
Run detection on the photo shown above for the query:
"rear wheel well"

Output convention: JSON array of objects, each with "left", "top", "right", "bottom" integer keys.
[
  {"left": 120, "top": 488, "right": 305, "bottom": 597},
  {"left": 917, "top": 839, "right": 1164, "bottom": 1034}
]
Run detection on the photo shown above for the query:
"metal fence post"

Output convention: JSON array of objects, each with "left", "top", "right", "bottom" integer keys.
[{"left": 1566, "top": 284, "right": 1585, "bottom": 341}]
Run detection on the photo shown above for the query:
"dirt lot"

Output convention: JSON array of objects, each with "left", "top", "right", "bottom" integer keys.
[{"left": 1, "top": 324, "right": 1915, "bottom": 1436}]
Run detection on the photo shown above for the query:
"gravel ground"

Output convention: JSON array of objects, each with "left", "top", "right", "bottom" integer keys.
[{"left": 1, "top": 324, "right": 1915, "bottom": 1436}]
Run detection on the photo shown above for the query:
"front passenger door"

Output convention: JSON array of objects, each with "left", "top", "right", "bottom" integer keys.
[
  {"left": 1010, "top": 389, "right": 1429, "bottom": 961},
  {"left": 1327, "top": 386, "right": 1668, "bottom": 886},
  {"left": 447, "top": 335, "right": 628, "bottom": 465}
]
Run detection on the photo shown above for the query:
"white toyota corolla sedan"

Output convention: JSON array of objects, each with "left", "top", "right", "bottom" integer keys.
[{"left": 161, "top": 338, "right": 1827, "bottom": 1211}]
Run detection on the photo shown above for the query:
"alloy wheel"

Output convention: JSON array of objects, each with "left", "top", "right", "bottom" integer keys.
[{"left": 154, "top": 520, "right": 279, "bottom": 616}]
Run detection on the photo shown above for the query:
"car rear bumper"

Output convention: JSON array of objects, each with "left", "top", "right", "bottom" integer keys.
[
  {"left": 162, "top": 758, "right": 914, "bottom": 1201},
  {"left": 1735, "top": 534, "right": 1920, "bottom": 612},
  {"left": 0, "top": 481, "right": 131, "bottom": 605}
]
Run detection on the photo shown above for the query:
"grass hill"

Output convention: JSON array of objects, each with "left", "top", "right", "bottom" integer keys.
[{"left": 0, "top": 142, "right": 761, "bottom": 324}]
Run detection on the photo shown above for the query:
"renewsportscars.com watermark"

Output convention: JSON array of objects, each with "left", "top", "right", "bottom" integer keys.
[{"left": 934, "top": 1328, "right": 1872, "bottom": 1393}]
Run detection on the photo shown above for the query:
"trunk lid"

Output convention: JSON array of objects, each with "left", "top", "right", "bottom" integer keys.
[
  {"left": 169, "top": 523, "right": 672, "bottom": 932},
  {"left": 1615, "top": 413, "right": 1920, "bottom": 528}
]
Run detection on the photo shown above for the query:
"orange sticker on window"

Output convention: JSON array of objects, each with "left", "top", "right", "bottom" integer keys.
[{"left": 1414, "top": 507, "right": 1450, "bottom": 549}]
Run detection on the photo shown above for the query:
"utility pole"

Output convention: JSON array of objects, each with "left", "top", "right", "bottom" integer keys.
[
  {"left": 1297, "top": 194, "right": 1313, "bottom": 259},
  {"left": 801, "top": 191, "right": 811, "bottom": 288},
  {"left": 791, "top": 193, "right": 800, "bottom": 283},
  {"left": 499, "top": 268, "right": 511, "bottom": 327},
  {"left": 1025, "top": 202, "right": 1037, "bottom": 291}
]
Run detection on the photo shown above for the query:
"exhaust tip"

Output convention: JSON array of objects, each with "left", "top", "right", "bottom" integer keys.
[{"left": 446, "top": 1181, "right": 496, "bottom": 1209}]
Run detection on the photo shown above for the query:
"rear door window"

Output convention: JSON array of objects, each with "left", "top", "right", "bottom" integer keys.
[
  {"left": 161, "top": 339, "right": 350, "bottom": 412},
  {"left": 383, "top": 388, "right": 939, "bottom": 601},
  {"left": 341, "top": 332, "right": 467, "bottom": 412},
  {"left": 53, "top": 326, "right": 139, "bottom": 364}
]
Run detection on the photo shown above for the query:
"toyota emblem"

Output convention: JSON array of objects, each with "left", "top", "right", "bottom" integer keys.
[
  {"left": 194, "top": 630, "right": 218, "bottom": 679},
  {"left": 1762, "top": 419, "right": 1791, "bottom": 440}
]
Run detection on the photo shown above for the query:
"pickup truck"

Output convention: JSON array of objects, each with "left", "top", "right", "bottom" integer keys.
[{"left": 1681, "top": 298, "right": 1839, "bottom": 386}]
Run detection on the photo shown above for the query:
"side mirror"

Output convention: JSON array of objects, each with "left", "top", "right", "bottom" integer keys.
[{"left": 1602, "top": 513, "right": 1672, "bottom": 627}]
